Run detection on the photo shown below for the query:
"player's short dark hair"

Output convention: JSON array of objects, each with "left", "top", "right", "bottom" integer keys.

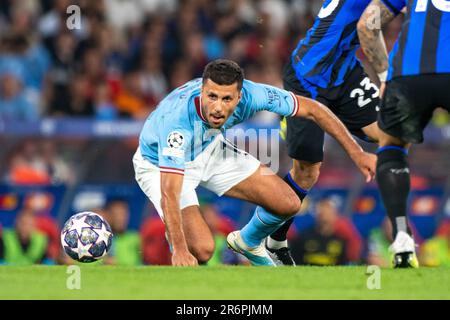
[{"left": 202, "top": 59, "right": 244, "bottom": 90}]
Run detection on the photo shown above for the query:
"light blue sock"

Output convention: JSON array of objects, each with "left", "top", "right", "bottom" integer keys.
[{"left": 240, "top": 206, "right": 290, "bottom": 247}]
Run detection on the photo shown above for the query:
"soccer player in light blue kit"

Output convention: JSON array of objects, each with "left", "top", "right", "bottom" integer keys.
[{"left": 133, "top": 59, "right": 376, "bottom": 266}]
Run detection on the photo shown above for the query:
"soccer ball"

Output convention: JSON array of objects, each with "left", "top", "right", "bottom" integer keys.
[{"left": 61, "top": 212, "right": 113, "bottom": 263}]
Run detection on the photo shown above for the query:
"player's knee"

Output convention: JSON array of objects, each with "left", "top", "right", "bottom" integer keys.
[
  {"left": 287, "top": 194, "right": 302, "bottom": 216},
  {"left": 292, "top": 160, "right": 322, "bottom": 189},
  {"left": 275, "top": 190, "right": 301, "bottom": 217},
  {"left": 192, "top": 241, "right": 215, "bottom": 263}
]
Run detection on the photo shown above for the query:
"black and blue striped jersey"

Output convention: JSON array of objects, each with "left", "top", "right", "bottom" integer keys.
[
  {"left": 291, "top": 0, "right": 373, "bottom": 95},
  {"left": 383, "top": 0, "right": 450, "bottom": 81}
]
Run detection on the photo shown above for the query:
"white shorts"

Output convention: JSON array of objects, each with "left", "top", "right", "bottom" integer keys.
[{"left": 133, "top": 135, "right": 260, "bottom": 220}]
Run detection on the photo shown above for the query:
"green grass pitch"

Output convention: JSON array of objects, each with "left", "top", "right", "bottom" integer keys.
[{"left": 0, "top": 265, "right": 449, "bottom": 300}]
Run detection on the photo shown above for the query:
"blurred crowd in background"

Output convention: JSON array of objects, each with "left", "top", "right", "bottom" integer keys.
[
  {"left": 0, "top": 0, "right": 311, "bottom": 120},
  {"left": 0, "top": 0, "right": 450, "bottom": 267}
]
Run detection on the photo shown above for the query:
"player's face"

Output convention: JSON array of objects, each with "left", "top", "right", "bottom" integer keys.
[{"left": 201, "top": 79, "right": 242, "bottom": 129}]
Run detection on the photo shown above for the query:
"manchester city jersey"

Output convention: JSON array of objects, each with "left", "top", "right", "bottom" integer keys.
[{"left": 138, "top": 79, "right": 299, "bottom": 175}]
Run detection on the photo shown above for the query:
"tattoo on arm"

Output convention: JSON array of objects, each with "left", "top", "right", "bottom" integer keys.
[{"left": 357, "top": 0, "right": 397, "bottom": 75}]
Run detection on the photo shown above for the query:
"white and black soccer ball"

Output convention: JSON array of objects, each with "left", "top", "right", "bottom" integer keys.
[
  {"left": 61, "top": 212, "right": 113, "bottom": 263},
  {"left": 167, "top": 131, "right": 184, "bottom": 148}
]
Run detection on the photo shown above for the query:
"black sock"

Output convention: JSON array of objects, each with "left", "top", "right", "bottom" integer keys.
[
  {"left": 376, "top": 146, "right": 412, "bottom": 239},
  {"left": 270, "top": 173, "right": 308, "bottom": 242}
]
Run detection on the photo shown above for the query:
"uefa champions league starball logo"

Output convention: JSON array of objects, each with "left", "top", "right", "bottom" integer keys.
[{"left": 167, "top": 131, "right": 185, "bottom": 149}]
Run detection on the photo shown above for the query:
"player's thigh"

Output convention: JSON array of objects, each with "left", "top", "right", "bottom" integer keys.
[
  {"left": 201, "top": 140, "right": 300, "bottom": 216},
  {"left": 133, "top": 148, "right": 200, "bottom": 219},
  {"left": 378, "top": 130, "right": 409, "bottom": 148},
  {"left": 200, "top": 137, "right": 261, "bottom": 197},
  {"left": 378, "top": 75, "right": 436, "bottom": 144},
  {"left": 282, "top": 61, "right": 327, "bottom": 163},
  {"left": 361, "top": 121, "right": 380, "bottom": 143},
  {"left": 333, "top": 65, "right": 380, "bottom": 141},
  {"left": 181, "top": 205, "right": 215, "bottom": 260},
  {"left": 224, "top": 165, "right": 301, "bottom": 217},
  {"left": 285, "top": 116, "right": 325, "bottom": 163}
]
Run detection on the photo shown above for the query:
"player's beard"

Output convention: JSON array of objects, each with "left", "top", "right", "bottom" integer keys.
[
  {"left": 202, "top": 104, "right": 226, "bottom": 128},
  {"left": 208, "top": 113, "right": 225, "bottom": 128}
]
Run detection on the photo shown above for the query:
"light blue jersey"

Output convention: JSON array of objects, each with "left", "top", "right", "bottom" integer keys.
[{"left": 138, "top": 78, "right": 299, "bottom": 175}]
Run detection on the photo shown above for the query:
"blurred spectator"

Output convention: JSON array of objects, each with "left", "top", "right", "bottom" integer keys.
[
  {"left": 50, "top": 73, "right": 94, "bottom": 116},
  {"left": 140, "top": 215, "right": 171, "bottom": 265},
  {"left": 103, "top": 199, "right": 142, "bottom": 266},
  {"left": 0, "top": 209, "right": 49, "bottom": 265},
  {"left": 0, "top": 56, "right": 39, "bottom": 121},
  {"left": 139, "top": 52, "right": 168, "bottom": 106},
  {"left": 182, "top": 32, "right": 208, "bottom": 77},
  {"left": 94, "top": 82, "right": 118, "bottom": 120},
  {"left": 6, "top": 140, "right": 73, "bottom": 185},
  {"left": 290, "top": 199, "right": 362, "bottom": 265},
  {"left": 80, "top": 46, "right": 107, "bottom": 91},
  {"left": 202, "top": 203, "right": 241, "bottom": 266},
  {"left": 44, "top": 30, "right": 77, "bottom": 114},
  {"left": 436, "top": 219, "right": 450, "bottom": 237},
  {"left": 168, "top": 59, "right": 194, "bottom": 90},
  {"left": 114, "top": 70, "right": 149, "bottom": 118},
  {"left": 420, "top": 220, "right": 450, "bottom": 267},
  {"left": 366, "top": 218, "right": 393, "bottom": 267},
  {"left": 22, "top": 192, "right": 61, "bottom": 262},
  {"left": 39, "top": 0, "right": 87, "bottom": 39},
  {"left": 7, "top": 140, "right": 51, "bottom": 185},
  {"left": 36, "top": 141, "right": 74, "bottom": 184},
  {"left": 104, "top": 0, "right": 146, "bottom": 31}
]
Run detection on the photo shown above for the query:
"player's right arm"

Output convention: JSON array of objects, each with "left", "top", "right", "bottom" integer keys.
[
  {"left": 160, "top": 172, "right": 198, "bottom": 267},
  {"left": 357, "top": 0, "right": 402, "bottom": 83},
  {"left": 243, "top": 81, "right": 376, "bottom": 182},
  {"left": 294, "top": 95, "right": 376, "bottom": 183},
  {"left": 157, "top": 124, "right": 197, "bottom": 266}
]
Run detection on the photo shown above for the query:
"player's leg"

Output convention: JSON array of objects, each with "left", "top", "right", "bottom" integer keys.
[
  {"left": 361, "top": 121, "right": 380, "bottom": 142},
  {"left": 262, "top": 62, "right": 330, "bottom": 264},
  {"left": 201, "top": 139, "right": 301, "bottom": 266},
  {"left": 181, "top": 205, "right": 215, "bottom": 264},
  {"left": 223, "top": 165, "right": 301, "bottom": 266},
  {"left": 265, "top": 111, "right": 326, "bottom": 265},
  {"left": 376, "top": 75, "right": 436, "bottom": 268},
  {"left": 376, "top": 131, "right": 413, "bottom": 237},
  {"left": 133, "top": 149, "right": 215, "bottom": 265},
  {"left": 376, "top": 131, "right": 417, "bottom": 268}
]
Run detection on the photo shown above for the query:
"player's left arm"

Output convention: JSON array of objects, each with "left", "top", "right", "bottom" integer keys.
[{"left": 357, "top": 0, "right": 400, "bottom": 82}]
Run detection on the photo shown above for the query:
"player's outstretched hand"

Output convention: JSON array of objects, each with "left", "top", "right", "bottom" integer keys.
[
  {"left": 171, "top": 249, "right": 199, "bottom": 267},
  {"left": 352, "top": 151, "right": 377, "bottom": 183}
]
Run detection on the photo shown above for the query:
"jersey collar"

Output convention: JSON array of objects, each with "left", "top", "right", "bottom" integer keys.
[{"left": 194, "top": 96, "right": 208, "bottom": 123}]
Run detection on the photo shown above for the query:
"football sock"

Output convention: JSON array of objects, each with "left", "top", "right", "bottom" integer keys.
[
  {"left": 240, "top": 206, "right": 290, "bottom": 248},
  {"left": 269, "top": 173, "right": 308, "bottom": 243},
  {"left": 266, "top": 237, "right": 288, "bottom": 250},
  {"left": 376, "top": 146, "right": 412, "bottom": 239}
]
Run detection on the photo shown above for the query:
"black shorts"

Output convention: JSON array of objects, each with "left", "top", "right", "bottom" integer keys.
[
  {"left": 379, "top": 73, "right": 450, "bottom": 144},
  {"left": 283, "top": 62, "right": 379, "bottom": 163}
]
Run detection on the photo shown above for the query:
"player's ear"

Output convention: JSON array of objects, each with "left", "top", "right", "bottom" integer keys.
[{"left": 237, "top": 90, "right": 242, "bottom": 102}]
